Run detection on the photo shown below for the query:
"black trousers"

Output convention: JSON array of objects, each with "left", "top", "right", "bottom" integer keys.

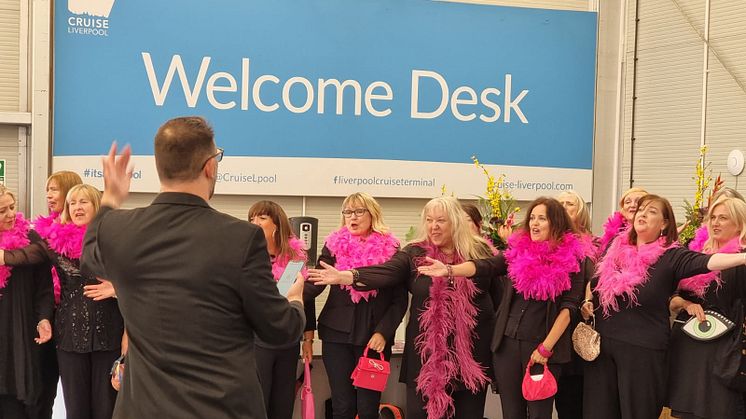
[
  {"left": 255, "top": 345, "right": 299, "bottom": 419},
  {"left": 57, "top": 349, "right": 119, "bottom": 419},
  {"left": 0, "top": 395, "right": 28, "bottom": 419},
  {"left": 322, "top": 341, "right": 388, "bottom": 419},
  {"left": 25, "top": 340, "right": 58, "bottom": 419},
  {"left": 405, "top": 385, "right": 486, "bottom": 419},
  {"left": 555, "top": 373, "right": 583, "bottom": 419},
  {"left": 583, "top": 336, "right": 666, "bottom": 419},
  {"left": 493, "top": 336, "right": 560, "bottom": 419}
]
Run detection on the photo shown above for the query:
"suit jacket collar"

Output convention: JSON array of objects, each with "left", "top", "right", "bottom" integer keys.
[{"left": 152, "top": 192, "right": 211, "bottom": 208}]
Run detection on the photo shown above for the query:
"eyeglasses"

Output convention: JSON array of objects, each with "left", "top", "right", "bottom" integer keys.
[
  {"left": 342, "top": 208, "right": 368, "bottom": 218},
  {"left": 201, "top": 147, "right": 224, "bottom": 169}
]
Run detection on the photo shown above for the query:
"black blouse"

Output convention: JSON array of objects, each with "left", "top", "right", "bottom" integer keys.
[
  {"left": 304, "top": 245, "right": 408, "bottom": 346},
  {"left": 4, "top": 240, "right": 124, "bottom": 353},
  {"left": 351, "top": 245, "right": 500, "bottom": 387},
  {"left": 592, "top": 247, "right": 712, "bottom": 350},
  {"left": 0, "top": 230, "right": 54, "bottom": 404}
]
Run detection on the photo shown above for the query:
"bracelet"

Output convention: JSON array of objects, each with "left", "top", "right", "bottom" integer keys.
[
  {"left": 303, "top": 338, "right": 314, "bottom": 343},
  {"left": 350, "top": 269, "right": 360, "bottom": 283},
  {"left": 537, "top": 343, "right": 553, "bottom": 358},
  {"left": 446, "top": 264, "right": 453, "bottom": 280}
]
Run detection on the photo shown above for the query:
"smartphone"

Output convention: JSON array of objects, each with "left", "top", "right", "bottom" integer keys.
[{"left": 277, "top": 260, "right": 305, "bottom": 295}]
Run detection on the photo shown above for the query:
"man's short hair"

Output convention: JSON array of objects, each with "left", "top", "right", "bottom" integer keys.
[{"left": 154, "top": 116, "right": 215, "bottom": 182}]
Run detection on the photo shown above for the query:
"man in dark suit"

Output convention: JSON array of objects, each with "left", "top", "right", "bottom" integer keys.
[{"left": 82, "top": 116, "right": 306, "bottom": 419}]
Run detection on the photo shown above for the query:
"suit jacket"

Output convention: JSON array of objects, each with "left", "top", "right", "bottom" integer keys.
[{"left": 81, "top": 192, "right": 305, "bottom": 419}]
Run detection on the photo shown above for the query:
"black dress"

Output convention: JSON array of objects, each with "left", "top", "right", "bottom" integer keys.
[
  {"left": 667, "top": 256, "right": 746, "bottom": 419},
  {"left": 0, "top": 231, "right": 54, "bottom": 411}
]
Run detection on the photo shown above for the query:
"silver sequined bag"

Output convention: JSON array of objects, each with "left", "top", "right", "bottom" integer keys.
[{"left": 572, "top": 315, "right": 600, "bottom": 361}]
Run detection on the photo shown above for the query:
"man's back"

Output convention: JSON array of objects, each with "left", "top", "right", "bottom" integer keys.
[{"left": 83, "top": 192, "right": 305, "bottom": 419}]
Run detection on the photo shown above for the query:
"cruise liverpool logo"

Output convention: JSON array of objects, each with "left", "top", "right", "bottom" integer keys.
[{"left": 66, "top": 0, "right": 115, "bottom": 37}]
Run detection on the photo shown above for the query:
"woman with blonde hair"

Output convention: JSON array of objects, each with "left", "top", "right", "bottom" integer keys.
[
  {"left": 667, "top": 196, "right": 746, "bottom": 418},
  {"left": 248, "top": 200, "right": 308, "bottom": 419},
  {"left": 304, "top": 193, "right": 407, "bottom": 419},
  {"left": 1, "top": 184, "right": 124, "bottom": 419},
  {"left": 309, "top": 196, "right": 497, "bottom": 419},
  {"left": 557, "top": 190, "right": 591, "bottom": 236},
  {"left": 0, "top": 185, "right": 54, "bottom": 418},
  {"left": 598, "top": 187, "right": 648, "bottom": 252}
]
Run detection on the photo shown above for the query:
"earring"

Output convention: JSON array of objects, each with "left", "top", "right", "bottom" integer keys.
[{"left": 660, "top": 229, "right": 664, "bottom": 237}]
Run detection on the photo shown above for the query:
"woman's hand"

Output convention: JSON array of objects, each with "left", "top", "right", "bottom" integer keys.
[
  {"left": 580, "top": 300, "right": 594, "bottom": 321},
  {"left": 683, "top": 301, "right": 706, "bottom": 322},
  {"left": 301, "top": 331, "right": 314, "bottom": 362},
  {"left": 416, "top": 257, "right": 448, "bottom": 277},
  {"left": 35, "top": 319, "right": 52, "bottom": 344},
  {"left": 530, "top": 349, "right": 548, "bottom": 365},
  {"left": 367, "top": 332, "right": 386, "bottom": 353},
  {"left": 84, "top": 278, "right": 116, "bottom": 300},
  {"left": 307, "top": 261, "right": 353, "bottom": 286}
]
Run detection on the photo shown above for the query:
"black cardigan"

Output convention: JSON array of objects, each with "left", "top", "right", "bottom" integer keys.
[{"left": 474, "top": 255, "right": 591, "bottom": 364}]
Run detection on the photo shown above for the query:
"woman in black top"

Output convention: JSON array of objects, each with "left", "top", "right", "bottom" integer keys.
[
  {"left": 309, "top": 196, "right": 497, "bottom": 419},
  {"left": 667, "top": 196, "right": 746, "bottom": 418},
  {"left": 0, "top": 186, "right": 54, "bottom": 418},
  {"left": 303, "top": 193, "right": 407, "bottom": 419},
  {"left": 248, "top": 200, "right": 308, "bottom": 419},
  {"left": 417, "top": 197, "right": 592, "bottom": 419},
  {"left": 1, "top": 184, "right": 124, "bottom": 419},
  {"left": 581, "top": 194, "right": 746, "bottom": 419}
]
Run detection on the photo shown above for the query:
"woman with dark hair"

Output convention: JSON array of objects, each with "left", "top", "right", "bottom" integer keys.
[
  {"left": 1, "top": 184, "right": 124, "bottom": 419},
  {"left": 666, "top": 196, "right": 746, "bottom": 418},
  {"left": 248, "top": 200, "right": 308, "bottom": 419},
  {"left": 417, "top": 197, "right": 592, "bottom": 419},
  {"left": 0, "top": 185, "right": 54, "bottom": 418},
  {"left": 304, "top": 193, "right": 407, "bottom": 419},
  {"left": 581, "top": 194, "right": 746, "bottom": 419},
  {"left": 309, "top": 196, "right": 495, "bottom": 419}
]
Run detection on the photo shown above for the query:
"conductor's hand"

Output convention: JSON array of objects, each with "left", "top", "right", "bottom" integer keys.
[
  {"left": 101, "top": 141, "right": 133, "bottom": 209},
  {"left": 286, "top": 272, "right": 304, "bottom": 304}
]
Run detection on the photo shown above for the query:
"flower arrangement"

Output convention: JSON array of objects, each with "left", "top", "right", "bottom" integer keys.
[
  {"left": 471, "top": 155, "right": 520, "bottom": 250},
  {"left": 679, "top": 146, "right": 723, "bottom": 244}
]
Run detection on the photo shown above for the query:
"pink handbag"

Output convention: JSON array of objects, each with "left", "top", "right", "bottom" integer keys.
[
  {"left": 521, "top": 362, "right": 558, "bottom": 401},
  {"left": 300, "top": 359, "right": 314, "bottom": 419},
  {"left": 351, "top": 346, "right": 390, "bottom": 392}
]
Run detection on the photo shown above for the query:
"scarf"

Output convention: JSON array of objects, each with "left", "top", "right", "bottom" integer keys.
[
  {"left": 598, "top": 211, "right": 627, "bottom": 254},
  {"left": 34, "top": 213, "right": 62, "bottom": 304},
  {"left": 505, "top": 231, "right": 589, "bottom": 301},
  {"left": 325, "top": 227, "right": 399, "bottom": 303},
  {"left": 413, "top": 242, "right": 489, "bottom": 419},
  {"left": 271, "top": 237, "right": 308, "bottom": 281},
  {"left": 678, "top": 226, "right": 743, "bottom": 297},
  {"left": 0, "top": 213, "right": 31, "bottom": 295},
  {"left": 39, "top": 221, "right": 86, "bottom": 260},
  {"left": 595, "top": 232, "right": 678, "bottom": 316}
]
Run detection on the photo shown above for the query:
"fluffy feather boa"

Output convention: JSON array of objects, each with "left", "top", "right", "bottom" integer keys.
[
  {"left": 0, "top": 213, "right": 31, "bottom": 295},
  {"left": 39, "top": 220, "right": 86, "bottom": 260},
  {"left": 505, "top": 231, "right": 589, "bottom": 301},
  {"left": 325, "top": 227, "right": 399, "bottom": 303},
  {"left": 271, "top": 237, "right": 308, "bottom": 281},
  {"left": 413, "top": 242, "right": 488, "bottom": 419},
  {"left": 34, "top": 213, "right": 61, "bottom": 303},
  {"left": 595, "top": 233, "right": 678, "bottom": 316},
  {"left": 598, "top": 211, "right": 627, "bottom": 254},
  {"left": 678, "top": 226, "right": 743, "bottom": 297}
]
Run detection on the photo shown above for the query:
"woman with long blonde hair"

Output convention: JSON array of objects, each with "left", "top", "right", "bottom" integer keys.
[{"left": 309, "top": 196, "right": 496, "bottom": 419}]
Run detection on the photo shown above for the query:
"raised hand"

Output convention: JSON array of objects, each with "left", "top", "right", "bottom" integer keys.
[{"left": 101, "top": 141, "right": 133, "bottom": 209}]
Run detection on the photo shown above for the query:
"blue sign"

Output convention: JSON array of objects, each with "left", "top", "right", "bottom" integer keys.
[{"left": 54, "top": 0, "right": 597, "bottom": 171}]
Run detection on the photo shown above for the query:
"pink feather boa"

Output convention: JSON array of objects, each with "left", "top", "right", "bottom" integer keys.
[
  {"left": 505, "top": 231, "right": 589, "bottom": 301},
  {"left": 595, "top": 233, "right": 678, "bottom": 316},
  {"left": 39, "top": 220, "right": 86, "bottom": 260},
  {"left": 413, "top": 242, "right": 488, "bottom": 419},
  {"left": 271, "top": 237, "right": 308, "bottom": 281},
  {"left": 678, "top": 226, "right": 743, "bottom": 297},
  {"left": 0, "top": 213, "right": 31, "bottom": 296},
  {"left": 34, "top": 213, "right": 61, "bottom": 303},
  {"left": 598, "top": 211, "right": 627, "bottom": 254},
  {"left": 325, "top": 227, "right": 399, "bottom": 303}
]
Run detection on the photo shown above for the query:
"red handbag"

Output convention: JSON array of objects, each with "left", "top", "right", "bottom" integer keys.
[
  {"left": 351, "top": 346, "right": 390, "bottom": 392},
  {"left": 521, "top": 362, "right": 557, "bottom": 401},
  {"left": 300, "top": 359, "right": 315, "bottom": 419}
]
